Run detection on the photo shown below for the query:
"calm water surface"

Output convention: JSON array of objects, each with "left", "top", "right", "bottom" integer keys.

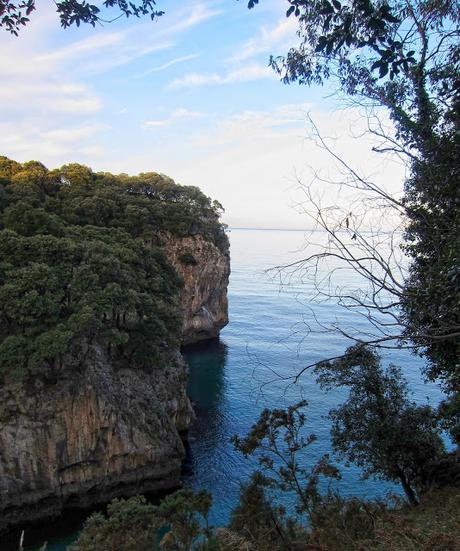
[
  {"left": 183, "top": 228, "right": 446, "bottom": 526},
  {"left": 15, "top": 228, "right": 446, "bottom": 550}
]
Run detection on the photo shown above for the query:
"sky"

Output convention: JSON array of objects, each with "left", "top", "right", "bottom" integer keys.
[{"left": 0, "top": 0, "right": 406, "bottom": 229}]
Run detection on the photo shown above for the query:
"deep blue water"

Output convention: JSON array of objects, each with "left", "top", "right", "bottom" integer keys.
[
  {"left": 12, "top": 228, "right": 447, "bottom": 550},
  {"left": 182, "top": 228, "right": 447, "bottom": 526}
]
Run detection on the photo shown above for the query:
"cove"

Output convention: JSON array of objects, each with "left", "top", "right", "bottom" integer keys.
[
  {"left": 11, "top": 228, "right": 447, "bottom": 550},
  {"left": 183, "top": 228, "right": 447, "bottom": 525}
]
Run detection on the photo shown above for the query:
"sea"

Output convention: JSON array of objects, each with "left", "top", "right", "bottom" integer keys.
[{"left": 9, "top": 228, "right": 448, "bottom": 550}]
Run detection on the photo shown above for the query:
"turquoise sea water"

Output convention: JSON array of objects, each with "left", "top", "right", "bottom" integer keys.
[
  {"left": 183, "top": 228, "right": 447, "bottom": 526},
  {"left": 8, "top": 228, "right": 447, "bottom": 550}
]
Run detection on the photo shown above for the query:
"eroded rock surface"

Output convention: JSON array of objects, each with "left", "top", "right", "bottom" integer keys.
[
  {"left": 0, "top": 344, "right": 194, "bottom": 531},
  {"left": 0, "top": 232, "right": 230, "bottom": 532},
  {"left": 164, "top": 233, "right": 230, "bottom": 345}
]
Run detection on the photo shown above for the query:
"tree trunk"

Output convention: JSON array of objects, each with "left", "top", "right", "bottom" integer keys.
[{"left": 397, "top": 468, "right": 419, "bottom": 506}]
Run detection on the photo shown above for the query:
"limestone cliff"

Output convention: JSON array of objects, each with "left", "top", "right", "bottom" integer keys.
[
  {"left": 163, "top": 233, "right": 230, "bottom": 345},
  {"left": 0, "top": 343, "right": 194, "bottom": 532},
  {"left": 0, "top": 232, "right": 230, "bottom": 533}
]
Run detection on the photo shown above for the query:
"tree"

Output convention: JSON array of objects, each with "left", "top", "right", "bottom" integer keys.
[
  {"left": 232, "top": 401, "right": 340, "bottom": 520},
  {"left": 228, "top": 472, "right": 306, "bottom": 551},
  {"left": 253, "top": 2, "right": 459, "bottom": 404},
  {"left": 0, "top": 156, "right": 226, "bottom": 380},
  {"left": 71, "top": 490, "right": 216, "bottom": 551},
  {"left": 0, "top": 0, "right": 164, "bottom": 35},
  {"left": 315, "top": 344, "right": 445, "bottom": 505},
  {"left": 70, "top": 495, "right": 158, "bottom": 551},
  {"left": 156, "top": 489, "right": 214, "bottom": 551}
]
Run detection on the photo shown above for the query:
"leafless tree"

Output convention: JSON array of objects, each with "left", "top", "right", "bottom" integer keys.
[{"left": 268, "top": 110, "right": 417, "bottom": 383}]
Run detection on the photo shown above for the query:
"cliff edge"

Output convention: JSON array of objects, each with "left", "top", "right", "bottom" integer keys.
[
  {"left": 164, "top": 232, "right": 230, "bottom": 345},
  {"left": 0, "top": 157, "right": 230, "bottom": 533},
  {"left": 0, "top": 230, "right": 230, "bottom": 533},
  {"left": 0, "top": 345, "right": 194, "bottom": 531}
]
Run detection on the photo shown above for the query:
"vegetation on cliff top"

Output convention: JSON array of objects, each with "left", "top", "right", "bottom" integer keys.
[
  {"left": 0, "top": 156, "right": 227, "bottom": 381},
  {"left": 72, "top": 485, "right": 460, "bottom": 550}
]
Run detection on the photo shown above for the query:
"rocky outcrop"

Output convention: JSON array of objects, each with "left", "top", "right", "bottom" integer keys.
[
  {"left": 0, "top": 231, "right": 230, "bottom": 533},
  {"left": 0, "top": 343, "right": 194, "bottom": 532},
  {"left": 163, "top": 233, "right": 230, "bottom": 345}
]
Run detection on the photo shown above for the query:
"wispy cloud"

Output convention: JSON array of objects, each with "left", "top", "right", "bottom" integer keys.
[
  {"left": 191, "top": 104, "right": 310, "bottom": 147},
  {"left": 39, "top": 31, "right": 126, "bottom": 63},
  {"left": 40, "top": 124, "right": 109, "bottom": 143},
  {"left": 167, "top": 3, "right": 223, "bottom": 33},
  {"left": 41, "top": 38, "right": 174, "bottom": 76},
  {"left": 0, "top": 120, "right": 108, "bottom": 163},
  {"left": 0, "top": 81, "right": 101, "bottom": 115},
  {"left": 168, "top": 63, "right": 274, "bottom": 89},
  {"left": 34, "top": 4, "right": 219, "bottom": 76},
  {"left": 134, "top": 53, "right": 199, "bottom": 78},
  {"left": 228, "top": 17, "right": 298, "bottom": 63},
  {"left": 143, "top": 108, "right": 204, "bottom": 128}
]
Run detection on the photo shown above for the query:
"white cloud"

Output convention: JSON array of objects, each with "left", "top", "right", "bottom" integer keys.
[
  {"left": 78, "top": 145, "right": 106, "bottom": 158},
  {"left": 39, "top": 31, "right": 126, "bottom": 63},
  {"left": 168, "top": 63, "right": 274, "bottom": 89},
  {"left": 143, "top": 120, "right": 171, "bottom": 128},
  {"left": 143, "top": 107, "right": 204, "bottom": 128},
  {"left": 191, "top": 104, "right": 311, "bottom": 147},
  {"left": 37, "top": 36, "right": 174, "bottom": 76},
  {"left": 167, "top": 3, "right": 223, "bottom": 33},
  {"left": 40, "top": 124, "right": 109, "bottom": 143},
  {"left": 228, "top": 17, "right": 298, "bottom": 63},
  {"left": 0, "top": 81, "right": 101, "bottom": 115},
  {"left": 52, "top": 96, "right": 101, "bottom": 115},
  {"left": 33, "top": 3, "right": 218, "bottom": 76},
  {"left": 134, "top": 53, "right": 200, "bottom": 78},
  {"left": 0, "top": 119, "right": 109, "bottom": 164},
  {"left": 174, "top": 107, "right": 203, "bottom": 117},
  {"left": 61, "top": 3, "right": 222, "bottom": 76}
]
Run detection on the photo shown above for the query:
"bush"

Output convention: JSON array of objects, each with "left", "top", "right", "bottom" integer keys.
[{"left": 179, "top": 252, "right": 198, "bottom": 266}]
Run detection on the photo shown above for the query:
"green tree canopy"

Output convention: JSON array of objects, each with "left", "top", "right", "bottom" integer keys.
[
  {"left": 0, "top": 156, "right": 227, "bottom": 381},
  {"left": 315, "top": 345, "right": 445, "bottom": 505}
]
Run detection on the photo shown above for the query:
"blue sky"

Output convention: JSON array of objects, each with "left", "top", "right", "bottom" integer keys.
[{"left": 0, "top": 0, "right": 405, "bottom": 228}]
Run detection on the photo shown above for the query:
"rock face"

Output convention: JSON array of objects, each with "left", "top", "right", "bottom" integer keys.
[
  {"left": 0, "top": 232, "right": 229, "bottom": 533},
  {"left": 163, "top": 233, "right": 230, "bottom": 345},
  {"left": 0, "top": 344, "right": 194, "bottom": 532}
]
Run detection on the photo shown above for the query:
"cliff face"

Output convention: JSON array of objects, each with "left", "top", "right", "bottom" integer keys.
[
  {"left": 0, "top": 343, "right": 194, "bottom": 532},
  {"left": 163, "top": 233, "right": 230, "bottom": 345},
  {"left": 0, "top": 232, "right": 229, "bottom": 532}
]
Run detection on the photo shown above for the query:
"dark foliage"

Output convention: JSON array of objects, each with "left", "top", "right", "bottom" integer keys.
[
  {"left": 0, "top": 156, "right": 227, "bottom": 381},
  {"left": 315, "top": 345, "right": 445, "bottom": 504},
  {"left": 0, "top": 0, "right": 164, "bottom": 34},
  {"left": 71, "top": 490, "right": 216, "bottom": 551},
  {"left": 402, "top": 133, "right": 460, "bottom": 393},
  {"left": 229, "top": 471, "right": 309, "bottom": 550},
  {"left": 70, "top": 496, "right": 158, "bottom": 551}
]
